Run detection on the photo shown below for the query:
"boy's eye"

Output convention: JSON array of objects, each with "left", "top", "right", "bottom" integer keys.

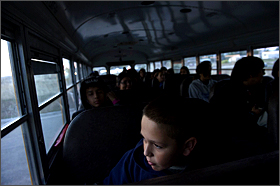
[{"left": 154, "top": 143, "right": 162, "bottom": 149}]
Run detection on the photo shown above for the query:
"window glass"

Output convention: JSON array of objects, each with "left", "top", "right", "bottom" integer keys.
[
  {"left": 67, "top": 87, "right": 77, "bottom": 119},
  {"left": 254, "top": 46, "right": 279, "bottom": 77},
  {"left": 110, "top": 65, "right": 131, "bottom": 75},
  {"left": 74, "top": 62, "right": 79, "bottom": 82},
  {"left": 40, "top": 97, "right": 64, "bottom": 152},
  {"left": 184, "top": 57, "right": 196, "bottom": 74},
  {"left": 63, "top": 58, "right": 73, "bottom": 88},
  {"left": 79, "top": 63, "right": 83, "bottom": 80},
  {"left": 1, "top": 124, "right": 32, "bottom": 185},
  {"left": 76, "top": 83, "right": 82, "bottom": 109},
  {"left": 221, "top": 50, "right": 247, "bottom": 76},
  {"left": 149, "top": 62, "right": 154, "bottom": 72},
  {"left": 1, "top": 39, "right": 21, "bottom": 128},
  {"left": 173, "top": 60, "right": 182, "bottom": 74},
  {"left": 34, "top": 74, "right": 60, "bottom": 106},
  {"left": 162, "top": 60, "right": 172, "bottom": 69},
  {"left": 83, "top": 65, "right": 88, "bottom": 77},
  {"left": 200, "top": 54, "right": 217, "bottom": 75},
  {"left": 93, "top": 66, "right": 107, "bottom": 75},
  {"left": 154, "top": 61, "right": 161, "bottom": 69},
  {"left": 135, "top": 64, "right": 147, "bottom": 71}
]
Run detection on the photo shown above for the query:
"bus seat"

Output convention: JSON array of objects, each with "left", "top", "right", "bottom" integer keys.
[
  {"left": 180, "top": 76, "right": 194, "bottom": 97},
  {"left": 132, "top": 150, "right": 279, "bottom": 185},
  {"left": 63, "top": 105, "right": 143, "bottom": 184},
  {"left": 209, "top": 79, "right": 230, "bottom": 101},
  {"left": 99, "top": 74, "right": 117, "bottom": 90},
  {"left": 267, "top": 89, "right": 279, "bottom": 149},
  {"left": 211, "top": 74, "right": 230, "bottom": 81}
]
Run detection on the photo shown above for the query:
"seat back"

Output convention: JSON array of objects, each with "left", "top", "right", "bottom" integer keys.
[
  {"left": 180, "top": 75, "right": 194, "bottom": 97},
  {"left": 132, "top": 150, "right": 279, "bottom": 185},
  {"left": 63, "top": 105, "right": 143, "bottom": 184},
  {"left": 211, "top": 74, "right": 230, "bottom": 81}
]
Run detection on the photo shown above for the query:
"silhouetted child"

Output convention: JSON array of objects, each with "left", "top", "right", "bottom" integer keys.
[
  {"left": 102, "top": 95, "right": 213, "bottom": 184},
  {"left": 71, "top": 77, "right": 120, "bottom": 120}
]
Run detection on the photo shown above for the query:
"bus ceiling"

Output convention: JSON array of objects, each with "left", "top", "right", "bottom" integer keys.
[{"left": 2, "top": 1, "right": 279, "bottom": 66}]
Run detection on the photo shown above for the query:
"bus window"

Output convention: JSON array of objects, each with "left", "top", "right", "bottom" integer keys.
[
  {"left": 173, "top": 60, "right": 182, "bottom": 74},
  {"left": 74, "top": 62, "right": 79, "bottom": 82},
  {"left": 184, "top": 57, "right": 196, "bottom": 74},
  {"left": 1, "top": 39, "right": 21, "bottom": 128},
  {"left": 1, "top": 123, "right": 32, "bottom": 185},
  {"left": 162, "top": 60, "right": 172, "bottom": 69},
  {"left": 221, "top": 50, "right": 247, "bottom": 76},
  {"left": 154, "top": 61, "right": 161, "bottom": 69},
  {"left": 63, "top": 58, "right": 73, "bottom": 88},
  {"left": 93, "top": 66, "right": 107, "bottom": 75},
  {"left": 79, "top": 63, "right": 84, "bottom": 80},
  {"left": 253, "top": 46, "right": 279, "bottom": 78},
  {"left": 67, "top": 87, "right": 77, "bottom": 120},
  {"left": 200, "top": 54, "right": 217, "bottom": 75},
  {"left": 110, "top": 65, "right": 131, "bottom": 75},
  {"left": 134, "top": 64, "right": 147, "bottom": 72},
  {"left": 40, "top": 97, "right": 64, "bottom": 152},
  {"left": 1, "top": 39, "right": 32, "bottom": 184},
  {"left": 33, "top": 63, "right": 60, "bottom": 106},
  {"left": 149, "top": 62, "right": 154, "bottom": 72}
]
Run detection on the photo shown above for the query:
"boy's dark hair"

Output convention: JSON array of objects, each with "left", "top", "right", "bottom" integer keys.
[
  {"left": 180, "top": 66, "right": 190, "bottom": 74},
  {"left": 80, "top": 77, "right": 108, "bottom": 109},
  {"left": 117, "top": 72, "right": 131, "bottom": 86},
  {"left": 196, "top": 61, "right": 211, "bottom": 77},
  {"left": 231, "top": 56, "right": 264, "bottom": 83},
  {"left": 143, "top": 95, "right": 210, "bottom": 144}
]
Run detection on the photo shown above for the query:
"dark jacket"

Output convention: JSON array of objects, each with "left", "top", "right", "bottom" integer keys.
[{"left": 102, "top": 138, "right": 192, "bottom": 185}]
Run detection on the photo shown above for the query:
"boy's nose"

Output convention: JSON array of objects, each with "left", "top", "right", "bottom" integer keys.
[{"left": 143, "top": 144, "right": 152, "bottom": 157}]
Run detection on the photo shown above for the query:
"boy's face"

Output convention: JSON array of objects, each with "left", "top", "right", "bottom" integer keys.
[
  {"left": 86, "top": 87, "right": 105, "bottom": 107},
  {"left": 140, "top": 115, "right": 184, "bottom": 171}
]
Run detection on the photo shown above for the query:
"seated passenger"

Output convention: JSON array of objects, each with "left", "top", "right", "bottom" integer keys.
[
  {"left": 71, "top": 77, "right": 120, "bottom": 120},
  {"left": 188, "top": 61, "right": 217, "bottom": 102},
  {"left": 209, "top": 56, "right": 270, "bottom": 159},
  {"left": 152, "top": 70, "right": 165, "bottom": 89},
  {"left": 117, "top": 72, "right": 133, "bottom": 90},
  {"left": 180, "top": 66, "right": 190, "bottom": 75},
  {"left": 102, "top": 95, "right": 213, "bottom": 184},
  {"left": 139, "top": 68, "right": 146, "bottom": 83}
]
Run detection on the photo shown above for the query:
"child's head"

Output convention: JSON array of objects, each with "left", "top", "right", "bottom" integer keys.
[
  {"left": 80, "top": 77, "right": 108, "bottom": 109},
  {"left": 141, "top": 95, "right": 209, "bottom": 171},
  {"left": 156, "top": 71, "right": 165, "bottom": 83},
  {"left": 117, "top": 72, "right": 133, "bottom": 90},
  {"left": 196, "top": 61, "right": 212, "bottom": 80}
]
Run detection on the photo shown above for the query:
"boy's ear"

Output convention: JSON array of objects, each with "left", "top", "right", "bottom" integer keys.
[{"left": 182, "top": 137, "right": 197, "bottom": 157}]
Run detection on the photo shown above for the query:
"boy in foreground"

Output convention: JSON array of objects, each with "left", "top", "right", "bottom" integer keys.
[{"left": 102, "top": 95, "right": 213, "bottom": 184}]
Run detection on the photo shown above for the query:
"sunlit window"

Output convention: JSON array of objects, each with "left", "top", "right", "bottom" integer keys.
[
  {"left": 154, "top": 61, "right": 161, "bottom": 69},
  {"left": 135, "top": 64, "right": 147, "bottom": 72},
  {"left": 74, "top": 62, "right": 79, "bottom": 82},
  {"left": 162, "top": 60, "right": 172, "bottom": 69},
  {"left": 173, "top": 60, "right": 182, "bottom": 74},
  {"left": 1, "top": 123, "right": 32, "bottom": 185},
  {"left": 149, "top": 62, "right": 154, "bottom": 72},
  {"left": 221, "top": 50, "right": 247, "bottom": 76},
  {"left": 1, "top": 39, "right": 21, "bottom": 128},
  {"left": 184, "top": 57, "right": 196, "bottom": 74},
  {"left": 79, "top": 63, "right": 84, "bottom": 80},
  {"left": 40, "top": 96, "right": 64, "bottom": 152},
  {"left": 63, "top": 58, "right": 73, "bottom": 88},
  {"left": 110, "top": 65, "right": 131, "bottom": 75},
  {"left": 93, "top": 66, "right": 107, "bottom": 75},
  {"left": 199, "top": 54, "right": 217, "bottom": 75},
  {"left": 254, "top": 46, "right": 279, "bottom": 78}
]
